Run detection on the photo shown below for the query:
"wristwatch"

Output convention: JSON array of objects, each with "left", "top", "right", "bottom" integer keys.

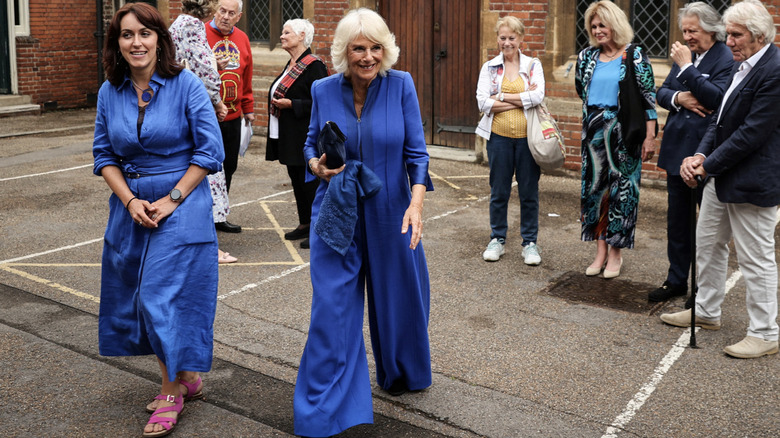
[{"left": 169, "top": 188, "right": 182, "bottom": 202}]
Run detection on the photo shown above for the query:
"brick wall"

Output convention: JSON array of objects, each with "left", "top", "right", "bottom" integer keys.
[
  {"left": 489, "top": 0, "right": 549, "bottom": 57},
  {"left": 310, "top": 1, "right": 350, "bottom": 74},
  {"left": 16, "top": 0, "right": 101, "bottom": 109}
]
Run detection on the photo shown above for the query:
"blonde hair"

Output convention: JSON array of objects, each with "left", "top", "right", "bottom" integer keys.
[
  {"left": 495, "top": 16, "right": 525, "bottom": 37},
  {"left": 584, "top": 1, "right": 634, "bottom": 48},
  {"left": 331, "top": 8, "right": 400, "bottom": 76}
]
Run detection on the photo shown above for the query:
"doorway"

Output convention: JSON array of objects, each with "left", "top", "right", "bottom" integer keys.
[
  {"left": 379, "top": 0, "right": 480, "bottom": 149},
  {"left": 1, "top": 0, "right": 12, "bottom": 94}
]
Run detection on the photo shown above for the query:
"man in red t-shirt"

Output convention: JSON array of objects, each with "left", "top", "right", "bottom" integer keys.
[{"left": 206, "top": 0, "right": 254, "bottom": 233}]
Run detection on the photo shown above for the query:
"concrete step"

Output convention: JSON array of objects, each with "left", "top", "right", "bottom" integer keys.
[
  {"left": 0, "top": 94, "right": 33, "bottom": 106},
  {"left": 0, "top": 104, "right": 42, "bottom": 118}
]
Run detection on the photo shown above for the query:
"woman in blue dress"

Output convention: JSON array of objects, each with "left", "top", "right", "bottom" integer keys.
[
  {"left": 575, "top": 0, "right": 657, "bottom": 279},
  {"left": 93, "top": 3, "right": 223, "bottom": 437},
  {"left": 294, "top": 8, "right": 434, "bottom": 437}
]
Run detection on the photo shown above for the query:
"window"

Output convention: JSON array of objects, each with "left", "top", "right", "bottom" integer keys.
[
  {"left": 632, "top": 0, "right": 670, "bottom": 57},
  {"left": 13, "top": 0, "right": 30, "bottom": 36},
  {"left": 248, "top": 0, "right": 303, "bottom": 42},
  {"left": 575, "top": 0, "right": 731, "bottom": 58}
]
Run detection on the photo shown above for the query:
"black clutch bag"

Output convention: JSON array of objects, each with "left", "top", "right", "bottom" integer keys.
[{"left": 317, "top": 121, "right": 346, "bottom": 169}]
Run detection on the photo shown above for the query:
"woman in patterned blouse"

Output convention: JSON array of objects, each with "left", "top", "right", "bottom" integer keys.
[
  {"left": 169, "top": 0, "right": 238, "bottom": 264},
  {"left": 575, "top": 0, "right": 657, "bottom": 279}
]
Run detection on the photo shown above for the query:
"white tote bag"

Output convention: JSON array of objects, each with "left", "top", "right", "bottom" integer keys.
[
  {"left": 526, "top": 101, "right": 564, "bottom": 170},
  {"left": 525, "top": 58, "right": 565, "bottom": 170}
]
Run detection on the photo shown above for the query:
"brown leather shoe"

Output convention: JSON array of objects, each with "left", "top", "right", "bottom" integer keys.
[
  {"left": 723, "top": 336, "right": 779, "bottom": 359},
  {"left": 660, "top": 309, "right": 721, "bottom": 330}
]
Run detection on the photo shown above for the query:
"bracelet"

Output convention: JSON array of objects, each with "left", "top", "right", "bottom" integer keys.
[
  {"left": 499, "top": 92, "right": 505, "bottom": 102},
  {"left": 125, "top": 196, "right": 138, "bottom": 210}
]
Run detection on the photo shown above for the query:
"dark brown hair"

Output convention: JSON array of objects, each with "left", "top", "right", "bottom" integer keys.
[
  {"left": 182, "top": 0, "right": 216, "bottom": 20},
  {"left": 103, "top": 2, "right": 182, "bottom": 86}
]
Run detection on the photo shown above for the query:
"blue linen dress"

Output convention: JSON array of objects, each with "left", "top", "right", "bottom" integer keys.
[
  {"left": 294, "top": 70, "right": 434, "bottom": 437},
  {"left": 93, "top": 70, "right": 224, "bottom": 381}
]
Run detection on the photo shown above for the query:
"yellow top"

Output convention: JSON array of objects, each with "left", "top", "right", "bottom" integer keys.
[{"left": 491, "top": 76, "right": 527, "bottom": 138}]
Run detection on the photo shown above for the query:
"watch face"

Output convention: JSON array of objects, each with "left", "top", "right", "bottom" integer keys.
[{"left": 170, "top": 188, "right": 182, "bottom": 201}]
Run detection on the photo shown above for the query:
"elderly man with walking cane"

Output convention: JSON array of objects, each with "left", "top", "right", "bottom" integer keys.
[
  {"left": 649, "top": 2, "right": 734, "bottom": 306},
  {"left": 659, "top": 0, "right": 780, "bottom": 359}
]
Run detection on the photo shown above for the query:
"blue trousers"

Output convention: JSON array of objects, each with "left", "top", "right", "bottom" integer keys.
[
  {"left": 294, "top": 203, "right": 432, "bottom": 437},
  {"left": 486, "top": 133, "right": 540, "bottom": 244},
  {"left": 665, "top": 174, "right": 702, "bottom": 287}
]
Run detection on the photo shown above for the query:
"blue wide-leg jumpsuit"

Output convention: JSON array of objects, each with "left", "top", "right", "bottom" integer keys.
[{"left": 294, "top": 71, "right": 434, "bottom": 437}]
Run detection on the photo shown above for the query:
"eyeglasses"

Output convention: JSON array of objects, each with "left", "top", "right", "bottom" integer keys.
[{"left": 216, "top": 8, "right": 238, "bottom": 18}]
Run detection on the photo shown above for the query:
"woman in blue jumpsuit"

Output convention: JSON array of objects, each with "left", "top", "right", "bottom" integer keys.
[
  {"left": 93, "top": 4, "right": 223, "bottom": 436},
  {"left": 294, "top": 8, "right": 434, "bottom": 437}
]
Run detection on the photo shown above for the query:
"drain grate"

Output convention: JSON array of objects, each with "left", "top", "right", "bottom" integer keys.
[{"left": 544, "top": 272, "right": 667, "bottom": 315}]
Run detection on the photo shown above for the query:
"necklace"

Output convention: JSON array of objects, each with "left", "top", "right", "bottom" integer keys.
[
  {"left": 131, "top": 80, "right": 153, "bottom": 103},
  {"left": 601, "top": 48, "right": 621, "bottom": 61}
]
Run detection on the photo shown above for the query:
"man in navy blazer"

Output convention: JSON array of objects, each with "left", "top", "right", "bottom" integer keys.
[
  {"left": 650, "top": 2, "right": 734, "bottom": 304},
  {"left": 661, "top": 0, "right": 780, "bottom": 359}
]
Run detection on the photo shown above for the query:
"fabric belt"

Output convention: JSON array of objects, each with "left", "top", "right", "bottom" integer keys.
[
  {"left": 124, "top": 169, "right": 182, "bottom": 179},
  {"left": 587, "top": 105, "right": 617, "bottom": 112}
]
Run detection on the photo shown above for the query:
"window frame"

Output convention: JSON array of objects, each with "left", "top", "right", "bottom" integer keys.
[{"left": 13, "top": 0, "right": 30, "bottom": 36}]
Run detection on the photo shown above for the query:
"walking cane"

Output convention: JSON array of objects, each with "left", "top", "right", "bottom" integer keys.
[{"left": 689, "top": 175, "right": 703, "bottom": 348}]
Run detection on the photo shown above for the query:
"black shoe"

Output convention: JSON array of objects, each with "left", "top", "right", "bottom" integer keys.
[
  {"left": 648, "top": 281, "right": 687, "bottom": 302},
  {"left": 215, "top": 221, "right": 242, "bottom": 233},
  {"left": 385, "top": 380, "right": 407, "bottom": 397},
  {"left": 684, "top": 292, "right": 695, "bottom": 309},
  {"left": 284, "top": 226, "right": 309, "bottom": 240},
  {"left": 299, "top": 238, "right": 310, "bottom": 249}
]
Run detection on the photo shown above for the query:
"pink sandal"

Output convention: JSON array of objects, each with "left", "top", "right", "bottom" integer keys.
[
  {"left": 180, "top": 376, "right": 203, "bottom": 401},
  {"left": 142, "top": 394, "right": 183, "bottom": 437},
  {"left": 146, "top": 376, "right": 203, "bottom": 413},
  {"left": 218, "top": 250, "right": 238, "bottom": 264}
]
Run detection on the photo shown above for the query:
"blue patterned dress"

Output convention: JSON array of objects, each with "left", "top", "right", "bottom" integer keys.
[{"left": 575, "top": 45, "right": 656, "bottom": 248}]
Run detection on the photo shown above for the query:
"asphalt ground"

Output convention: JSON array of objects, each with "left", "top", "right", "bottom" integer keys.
[{"left": 1, "top": 109, "right": 778, "bottom": 437}]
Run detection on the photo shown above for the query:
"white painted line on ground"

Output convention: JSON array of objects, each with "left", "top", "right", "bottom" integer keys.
[
  {"left": 0, "top": 164, "right": 93, "bottom": 182},
  {"left": 221, "top": 190, "right": 492, "bottom": 300},
  {"left": 231, "top": 189, "right": 293, "bottom": 207},
  {"left": 0, "top": 188, "right": 299, "bottom": 302},
  {"left": 218, "top": 263, "right": 310, "bottom": 300},
  {"left": 603, "top": 329, "right": 695, "bottom": 438},
  {"left": 603, "top": 271, "right": 742, "bottom": 438},
  {"left": 603, "top": 206, "right": 780, "bottom": 437},
  {"left": 425, "top": 195, "right": 489, "bottom": 223},
  {"left": 0, "top": 237, "right": 103, "bottom": 265}
]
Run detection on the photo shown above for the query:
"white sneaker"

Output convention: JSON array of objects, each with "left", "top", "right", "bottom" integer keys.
[
  {"left": 482, "top": 238, "right": 505, "bottom": 262},
  {"left": 522, "top": 242, "right": 541, "bottom": 265}
]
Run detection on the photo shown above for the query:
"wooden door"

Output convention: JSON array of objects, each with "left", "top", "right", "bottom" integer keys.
[{"left": 380, "top": 0, "right": 480, "bottom": 148}]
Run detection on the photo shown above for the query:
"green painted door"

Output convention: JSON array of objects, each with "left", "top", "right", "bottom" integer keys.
[{"left": 1, "top": 0, "right": 12, "bottom": 94}]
